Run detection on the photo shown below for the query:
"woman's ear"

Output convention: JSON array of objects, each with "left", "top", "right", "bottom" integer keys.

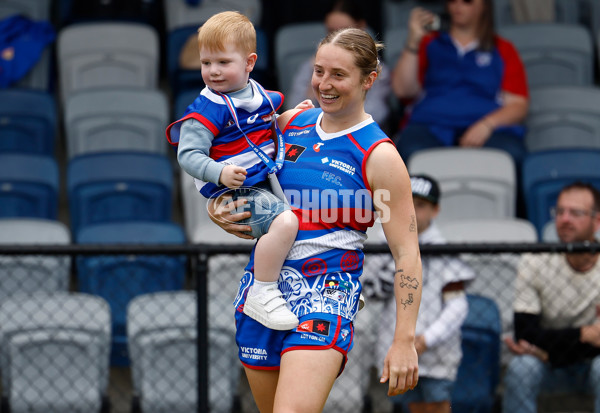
[
  {"left": 246, "top": 53, "right": 257, "bottom": 72},
  {"left": 363, "top": 70, "right": 378, "bottom": 91}
]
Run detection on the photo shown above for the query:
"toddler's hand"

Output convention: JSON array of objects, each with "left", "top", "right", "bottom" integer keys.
[
  {"left": 220, "top": 165, "right": 247, "bottom": 189},
  {"left": 294, "top": 99, "right": 315, "bottom": 110}
]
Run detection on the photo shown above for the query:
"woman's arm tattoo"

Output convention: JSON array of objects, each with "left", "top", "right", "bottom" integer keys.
[{"left": 409, "top": 215, "right": 417, "bottom": 232}]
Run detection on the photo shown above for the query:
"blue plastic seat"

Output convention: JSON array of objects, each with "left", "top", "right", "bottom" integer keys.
[
  {"left": 76, "top": 221, "right": 186, "bottom": 366},
  {"left": 451, "top": 294, "right": 502, "bottom": 413},
  {"left": 66, "top": 152, "right": 173, "bottom": 234},
  {"left": 0, "top": 90, "right": 56, "bottom": 156},
  {"left": 0, "top": 154, "right": 59, "bottom": 219},
  {"left": 522, "top": 149, "right": 600, "bottom": 238}
]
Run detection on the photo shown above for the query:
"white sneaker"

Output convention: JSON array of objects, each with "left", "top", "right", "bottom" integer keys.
[{"left": 243, "top": 284, "right": 299, "bottom": 330}]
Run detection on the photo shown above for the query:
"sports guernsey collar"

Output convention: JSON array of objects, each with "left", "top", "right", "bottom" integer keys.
[{"left": 214, "top": 79, "right": 286, "bottom": 175}]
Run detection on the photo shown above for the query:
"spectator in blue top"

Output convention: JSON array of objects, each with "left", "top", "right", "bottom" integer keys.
[{"left": 392, "top": 0, "right": 529, "bottom": 171}]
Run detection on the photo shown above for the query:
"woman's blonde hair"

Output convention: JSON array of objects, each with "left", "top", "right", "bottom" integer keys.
[
  {"left": 318, "top": 28, "right": 383, "bottom": 80},
  {"left": 197, "top": 11, "right": 256, "bottom": 55}
]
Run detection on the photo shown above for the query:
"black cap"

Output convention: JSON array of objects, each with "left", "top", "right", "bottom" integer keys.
[{"left": 410, "top": 174, "right": 440, "bottom": 205}]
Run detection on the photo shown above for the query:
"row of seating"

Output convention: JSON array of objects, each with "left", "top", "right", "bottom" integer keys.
[{"left": 0, "top": 290, "right": 234, "bottom": 413}]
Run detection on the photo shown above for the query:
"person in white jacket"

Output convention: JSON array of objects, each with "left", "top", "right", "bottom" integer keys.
[{"left": 376, "top": 174, "right": 474, "bottom": 413}]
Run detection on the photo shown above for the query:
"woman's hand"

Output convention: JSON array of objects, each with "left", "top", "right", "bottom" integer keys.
[
  {"left": 380, "top": 338, "right": 419, "bottom": 396},
  {"left": 458, "top": 119, "right": 493, "bottom": 147},
  {"left": 207, "top": 196, "right": 254, "bottom": 239},
  {"left": 406, "top": 7, "right": 437, "bottom": 50}
]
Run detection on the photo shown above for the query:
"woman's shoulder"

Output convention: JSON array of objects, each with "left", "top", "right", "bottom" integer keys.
[{"left": 493, "top": 34, "right": 520, "bottom": 58}]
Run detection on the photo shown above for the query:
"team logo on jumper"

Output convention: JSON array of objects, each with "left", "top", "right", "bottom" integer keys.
[
  {"left": 284, "top": 144, "right": 306, "bottom": 162},
  {"left": 225, "top": 119, "right": 235, "bottom": 128},
  {"left": 476, "top": 52, "right": 492, "bottom": 67},
  {"left": 297, "top": 319, "right": 330, "bottom": 336}
]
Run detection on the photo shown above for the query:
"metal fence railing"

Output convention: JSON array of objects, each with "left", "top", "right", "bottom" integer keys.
[{"left": 0, "top": 242, "right": 598, "bottom": 413}]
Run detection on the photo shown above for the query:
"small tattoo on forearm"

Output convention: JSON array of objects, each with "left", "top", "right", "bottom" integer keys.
[
  {"left": 399, "top": 275, "right": 419, "bottom": 290},
  {"left": 400, "top": 293, "right": 414, "bottom": 310},
  {"left": 409, "top": 215, "right": 416, "bottom": 232}
]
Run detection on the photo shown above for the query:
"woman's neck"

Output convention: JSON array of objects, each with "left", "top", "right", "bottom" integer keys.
[
  {"left": 449, "top": 25, "right": 479, "bottom": 47},
  {"left": 319, "top": 108, "right": 370, "bottom": 134}
]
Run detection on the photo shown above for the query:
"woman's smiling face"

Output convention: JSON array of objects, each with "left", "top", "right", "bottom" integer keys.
[{"left": 311, "top": 43, "right": 369, "bottom": 117}]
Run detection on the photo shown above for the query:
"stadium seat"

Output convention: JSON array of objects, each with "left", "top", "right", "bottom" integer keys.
[
  {"left": 67, "top": 152, "right": 173, "bottom": 234},
  {"left": 494, "top": 0, "right": 580, "bottom": 26},
  {"left": 64, "top": 88, "right": 169, "bottom": 159},
  {"left": 408, "top": 147, "right": 517, "bottom": 222},
  {"left": 383, "top": 26, "right": 408, "bottom": 68},
  {"left": 0, "top": 292, "right": 111, "bottom": 413},
  {"left": 275, "top": 22, "right": 326, "bottom": 103},
  {"left": 0, "top": 154, "right": 59, "bottom": 219},
  {"left": 127, "top": 291, "right": 237, "bottom": 413},
  {"left": 522, "top": 149, "right": 600, "bottom": 238},
  {"left": 0, "top": 90, "right": 56, "bottom": 156},
  {"left": 0, "top": 219, "right": 70, "bottom": 300},
  {"left": 451, "top": 294, "right": 501, "bottom": 413},
  {"left": 76, "top": 221, "right": 186, "bottom": 366},
  {"left": 525, "top": 85, "right": 600, "bottom": 152},
  {"left": 380, "top": 0, "right": 445, "bottom": 37},
  {"left": 438, "top": 218, "right": 538, "bottom": 244},
  {"left": 498, "top": 23, "right": 594, "bottom": 88},
  {"left": 163, "top": 0, "right": 261, "bottom": 32},
  {"left": 57, "top": 21, "right": 159, "bottom": 102},
  {"left": 0, "top": 0, "right": 50, "bottom": 20},
  {"left": 180, "top": 172, "right": 253, "bottom": 244}
]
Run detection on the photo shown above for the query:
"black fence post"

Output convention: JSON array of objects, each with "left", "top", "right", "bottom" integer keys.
[{"left": 196, "top": 251, "right": 209, "bottom": 413}]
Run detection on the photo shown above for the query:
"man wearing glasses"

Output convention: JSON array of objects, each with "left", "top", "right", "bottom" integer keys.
[{"left": 503, "top": 182, "right": 600, "bottom": 413}]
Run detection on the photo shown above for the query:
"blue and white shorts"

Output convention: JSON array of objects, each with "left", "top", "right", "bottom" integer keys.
[{"left": 234, "top": 307, "right": 354, "bottom": 375}]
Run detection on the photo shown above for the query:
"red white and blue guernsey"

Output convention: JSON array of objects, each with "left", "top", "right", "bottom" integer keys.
[
  {"left": 165, "top": 79, "right": 284, "bottom": 197},
  {"left": 234, "top": 108, "right": 393, "bottom": 322}
]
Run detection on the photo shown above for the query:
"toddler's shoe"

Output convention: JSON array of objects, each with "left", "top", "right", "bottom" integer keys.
[{"left": 244, "top": 284, "right": 299, "bottom": 330}]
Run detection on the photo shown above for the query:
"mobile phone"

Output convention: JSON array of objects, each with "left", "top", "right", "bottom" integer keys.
[{"left": 424, "top": 14, "right": 441, "bottom": 31}]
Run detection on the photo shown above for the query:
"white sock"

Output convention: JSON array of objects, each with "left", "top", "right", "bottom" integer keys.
[{"left": 248, "top": 280, "right": 277, "bottom": 296}]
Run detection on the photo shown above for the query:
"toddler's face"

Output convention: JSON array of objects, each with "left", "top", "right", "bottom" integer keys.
[{"left": 199, "top": 43, "right": 253, "bottom": 93}]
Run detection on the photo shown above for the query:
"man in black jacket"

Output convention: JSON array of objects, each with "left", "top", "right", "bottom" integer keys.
[{"left": 502, "top": 181, "right": 600, "bottom": 413}]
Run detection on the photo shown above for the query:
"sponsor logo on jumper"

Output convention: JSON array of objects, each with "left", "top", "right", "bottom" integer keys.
[
  {"left": 297, "top": 319, "right": 330, "bottom": 336},
  {"left": 225, "top": 119, "right": 235, "bottom": 128},
  {"left": 240, "top": 346, "right": 268, "bottom": 360},
  {"left": 313, "top": 142, "right": 324, "bottom": 152},
  {"left": 288, "top": 129, "right": 310, "bottom": 136},
  {"left": 284, "top": 144, "right": 305, "bottom": 162},
  {"left": 247, "top": 113, "right": 259, "bottom": 124},
  {"left": 324, "top": 158, "right": 355, "bottom": 176}
]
